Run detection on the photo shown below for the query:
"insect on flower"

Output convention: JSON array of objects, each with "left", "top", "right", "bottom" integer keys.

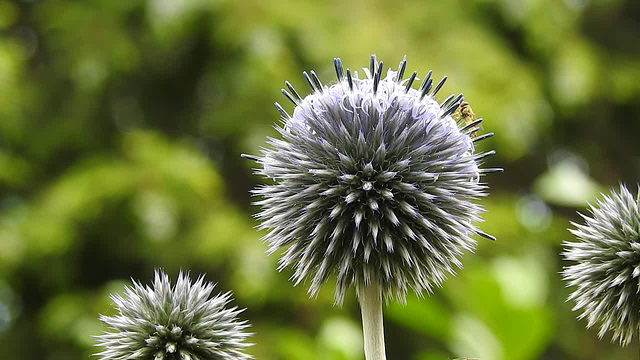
[
  {"left": 454, "top": 101, "right": 482, "bottom": 138},
  {"left": 245, "top": 55, "right": 501, "bottom": 305}
]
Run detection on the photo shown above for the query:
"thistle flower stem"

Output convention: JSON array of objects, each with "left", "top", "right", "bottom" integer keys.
[{"left": 358, "top": 284, "right": 387, "bottom": 360}]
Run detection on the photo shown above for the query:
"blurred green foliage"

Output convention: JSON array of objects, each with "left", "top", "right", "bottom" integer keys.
[{"left": 0, "top": 0, "right": 639, "bottom": 359}]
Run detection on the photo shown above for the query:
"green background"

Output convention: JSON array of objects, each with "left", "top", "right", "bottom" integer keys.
[{"left": 1, "top": 0, "right": 639, "bottom": 359}]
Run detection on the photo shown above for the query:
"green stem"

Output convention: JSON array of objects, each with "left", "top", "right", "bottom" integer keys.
[{"left": 357, "top": 283, "right": 387, "bottom": 360}]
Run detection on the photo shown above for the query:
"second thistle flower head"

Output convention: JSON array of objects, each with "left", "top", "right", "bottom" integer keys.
[
  {"left": 563, "top": 184, "right": 640, "bottom": 346},
  {"left": 96, "top": 270, "right": 252, "bottom": 360},
  {"left": 251, "top": 55, "right": 499, "bottom": 304}
]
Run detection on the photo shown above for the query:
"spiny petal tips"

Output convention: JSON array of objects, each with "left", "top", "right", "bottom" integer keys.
[
  {"left": 563, "top": 184, "right": 640, "bottom": 346},
  {"left": 95, "top": 270, "right": 253, "bottom": 360},
  {"left": 249, "top": 55, "right": 499, "bottom": 304}
]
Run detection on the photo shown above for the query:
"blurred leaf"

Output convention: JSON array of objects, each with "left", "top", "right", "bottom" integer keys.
[
  {"left": 318, "top": 316, "right": 363, "bottom": 360},
  {"left": 386, "top": 294, "right": 452, "bottom": 342},
  {"left": 534, "top": 158, "right": 603, "bottom": 207}
]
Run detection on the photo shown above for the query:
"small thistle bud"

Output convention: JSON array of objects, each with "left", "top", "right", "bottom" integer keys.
[
  {"left": 96, "top": 270, "right": 252, "bottom": 360},
  {"left": 248, "top": 55, "right": 499, "bottom": 304},
  {"left": 563, "top": 184, "right": 640, "bottom": 346}
]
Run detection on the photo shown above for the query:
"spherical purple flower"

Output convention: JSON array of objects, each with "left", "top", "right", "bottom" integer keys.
[
  {"left": 563, "top": 184, "right": 640, "bottom": 346},
  {"left": 248, "top": 55, "right": 499, "bottom": 304},
  {"left": 96, "top": 270, "right": 252, "bottom": 360}
]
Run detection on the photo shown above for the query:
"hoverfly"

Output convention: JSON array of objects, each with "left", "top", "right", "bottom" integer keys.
[{"left": 455, "top": 101, "right": 481, "bottom": 138}]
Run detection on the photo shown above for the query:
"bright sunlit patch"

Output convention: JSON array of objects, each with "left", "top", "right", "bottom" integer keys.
[
  {"left": 515, "top": 195, "right": 552, "bottom": 233},
  {"left": 450, "top": 313, "right": 503, "bottom": 360},
  {"left": 319, "top": 316, "right": 364, "bottom": 359},
  {"left": 492, "top": 255, "right": 548, "bottom": 308}
]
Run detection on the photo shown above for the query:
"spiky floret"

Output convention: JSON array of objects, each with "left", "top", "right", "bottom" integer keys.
[
  {"left": 563, "top": 184, "right": 640, "bottom": 346},
  {"left": 250, "top": 55, "right": 499, "bottom": 304},
  {"left": 96, "top": 270, "right": 252, "bottom": 360}
]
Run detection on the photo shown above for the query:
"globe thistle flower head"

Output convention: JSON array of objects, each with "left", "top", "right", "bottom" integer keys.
[
  {"left": 563, "top": 184, "right": 640, "bottom": 346},
  {"left": 96, "top": 270, "right": 252, "bottom": 360},
  {"left": 249, "top": 55, "right": 500, "bottom": 304}
]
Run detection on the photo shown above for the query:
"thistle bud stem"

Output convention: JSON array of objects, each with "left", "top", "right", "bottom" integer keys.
[{"left": 358, "top": 284, "right": 387, "bottom": 360}]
